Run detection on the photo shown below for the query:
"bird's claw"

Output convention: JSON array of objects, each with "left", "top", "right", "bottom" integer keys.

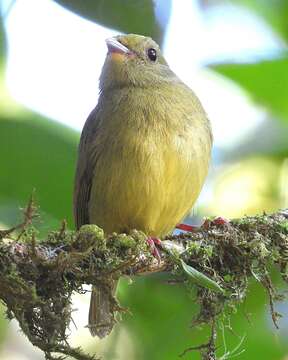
[
  {"left": 146, "top": 237, "right": 162, "bottom": 263},
  {"left": 176, "top": 217, "right": 229, "bottom": 233},
  {"left": 175, "top": 223, "right": 198, "bottom": 232},
  {"left": 203, "top": 216, "right": 230, "bottom": 228}
]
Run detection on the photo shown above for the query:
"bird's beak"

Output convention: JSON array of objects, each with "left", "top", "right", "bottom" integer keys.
[{"left": 105, "top": 37, "right": 131, "bottom": 55}]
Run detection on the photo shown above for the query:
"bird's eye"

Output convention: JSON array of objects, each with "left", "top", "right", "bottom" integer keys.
[{"left": 147, "top": 48, "right": 157, "bottom": 62}]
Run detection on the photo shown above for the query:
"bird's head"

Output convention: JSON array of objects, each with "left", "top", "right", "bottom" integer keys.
[{"left": 99, "top": 34, "right": 177, "bottom": 91}]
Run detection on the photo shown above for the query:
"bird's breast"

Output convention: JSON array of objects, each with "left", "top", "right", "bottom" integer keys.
[{"left": 88, "top": 87, "right": 211, "bottom": 236}]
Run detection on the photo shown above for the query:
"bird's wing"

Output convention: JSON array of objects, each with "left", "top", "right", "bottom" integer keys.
[{"left": 73, "top": 107, "right": 100, "bottom": 229}]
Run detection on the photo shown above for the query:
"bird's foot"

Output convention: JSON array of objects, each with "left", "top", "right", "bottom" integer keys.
[
  {"left": 146, "top": 237, "right": 162, "bottom": 263},
  {"left": 176, "top": 217, "right": 229, "bottom": 232},
  {"left": 203, "top": 216, "right": 230, "bottom": 228},
  {"left": 175, "top": 223, "right": 199, "bottom": 232}
]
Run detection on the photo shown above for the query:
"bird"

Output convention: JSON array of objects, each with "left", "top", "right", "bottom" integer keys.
[{"left": 73, "top": 33, "right": 212, "bottom": 338}]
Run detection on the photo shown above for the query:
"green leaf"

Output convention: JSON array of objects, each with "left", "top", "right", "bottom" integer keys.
[
  {"left": 0, "top": 13, "right": 7, "bottom": 89},
  {"left": 114, "top": 275, "right": 201, "bottom": 360},
  {"left": 114, "top": 274, "right": 288, "bottom": 360},
  {"left": 0, "top": 15, "right": 6, "bottom": 64},
  {"left": 235, "top": 0, "right": 288, "bottom": 42},
  {"left": 201, "top": 1, "right": 288, "bottom": 43},
  {"left": 180, "top": 259, "right": 224, "bottom": 294},
  {"left": 53, "top": 0, "right": 171, "bottom": 45},
  {"left": 0, "top": 109, "right": 79, "bottom": 229},
  {"left": 210, "top": 56, "right": 288, "bottom": 123},
  {"left": 0, "top": 304, "right": 8, "bottom": 348}
]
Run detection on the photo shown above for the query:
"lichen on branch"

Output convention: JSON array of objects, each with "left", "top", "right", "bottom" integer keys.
[{"left": 0, "top": 198, "right": 287, "bottom": 360}]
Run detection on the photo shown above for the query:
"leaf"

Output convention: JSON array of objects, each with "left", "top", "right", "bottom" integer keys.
[
  {"left": 0, "top": 14, "right": 6, "bottom": 64},
  {"left": 180, "top": 259, "right": 224, "bottom": 294},
  {"left": 53, "top": 0, "right": 172, "bottom": 45},
  {"left": 200, "top": 0, "right": 288, "bottom": 43},
  {"left": 115, "top": 274, "right": 287, "bottom": 360},
  {"left": 115, "top": 275, "right": 201, "bottom": 360},
  {"left": 235, "top": 0, "right": 288, "bottom": 43},
  {"left": 0, "top": 13, "right": 7, "bottom": 88},
  {"left": 0, "top": 109, "right": 78, "bottom": 229},
  {"left": 210, "top": 56, "right": 288, "bottom": 123}
]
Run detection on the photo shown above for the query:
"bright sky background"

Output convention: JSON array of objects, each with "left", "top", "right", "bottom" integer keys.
[{"left": 3, "top": 0, "right": 284, "bottom": 149}]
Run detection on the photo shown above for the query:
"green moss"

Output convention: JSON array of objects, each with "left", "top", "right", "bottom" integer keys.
[
  {"left": 75, "top": 224, "right": 105, "bottom": 251},
  {"left": 0, "top": 202, "right": 287, "bottom": 360},
  {"left": 111, "top": 233, "right": 136, "bottom": 249},
  {"left": 278, "top": 221, "right": 288, "bottom": 233}
]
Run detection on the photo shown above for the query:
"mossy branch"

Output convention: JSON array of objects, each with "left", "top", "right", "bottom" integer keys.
[{"left": 0, "top": 199, "right": 287, "bottom": 360}]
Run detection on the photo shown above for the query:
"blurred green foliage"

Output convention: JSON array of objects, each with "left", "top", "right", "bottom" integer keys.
[
  {"left": 212, "top": 57, "right": 288, "bottom": 124},
  {"left": 236, "top": 0, "right": 288, "bottom": 43},
  {"left": 0, "top": 16, "right": 9, "bottom": 339},
  {"left": 0, "top": 17, "right": 5, "bottom": 67},
  {"left": 53, "top": 0, "right": 171, "bottom": 45},
  {"left": 203, "top": 0, "right": 288, "bottom": 43},
  {"left": 0, "top": 10, "right": 78, "bottom": 229},
  {"left": 0, "top": 112, "right": 78, "bottom": 228},
  {"left": 0, "top": 1, "right": 288, "bottom": 359}
]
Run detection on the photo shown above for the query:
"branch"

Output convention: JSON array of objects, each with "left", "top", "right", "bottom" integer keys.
[{"left": 0, "top": 200, "right": 287, "bottom": 360}]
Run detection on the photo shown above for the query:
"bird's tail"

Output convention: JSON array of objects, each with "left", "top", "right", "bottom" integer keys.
[{"left": 88, "top": 284, "right": 116, "bottom": 338}]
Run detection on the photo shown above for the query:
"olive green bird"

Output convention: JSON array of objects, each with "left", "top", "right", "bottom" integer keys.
[{"left": 73, "top": 34, "right": 212, "bottom": 338}]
